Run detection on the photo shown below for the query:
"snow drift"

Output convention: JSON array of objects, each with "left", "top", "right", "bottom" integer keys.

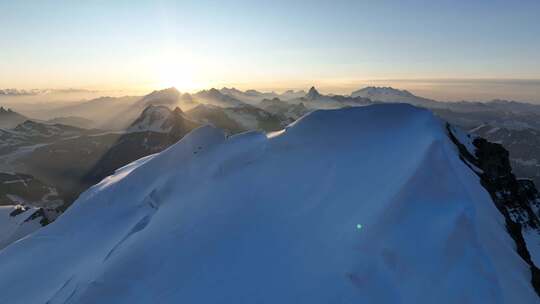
[{"left": 0, "top": 104, "right": 537, "bottom": 303}]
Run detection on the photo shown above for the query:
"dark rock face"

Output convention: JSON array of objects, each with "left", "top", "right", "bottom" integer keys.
[
  {"left": 474, "top": 126, "right": 540, "bottom": 188},
  {"left": 447, "top": 124, "right": 540, "bottom": 296},
  {"left": 23, "top": 208, "right": 54, "bottom": 226},
  {"left": 468, "top": 138, "right": 540, "bottom": 230}
]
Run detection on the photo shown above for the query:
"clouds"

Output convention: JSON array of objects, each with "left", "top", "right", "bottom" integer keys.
[{"left": 0, "top": 88, "right": 99, "bottom": 96}]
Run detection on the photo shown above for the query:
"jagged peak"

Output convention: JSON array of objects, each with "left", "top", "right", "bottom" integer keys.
[
  {"left": 306, "top": 86, "right": 321, "bottom": 100},
  {"left": 129, "top": 104, "right": 198, "bottom": 134}
]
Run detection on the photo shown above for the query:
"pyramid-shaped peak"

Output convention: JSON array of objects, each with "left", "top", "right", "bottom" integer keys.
[{"left": 306, "top": 86, "right": 321, "bottom": 99}]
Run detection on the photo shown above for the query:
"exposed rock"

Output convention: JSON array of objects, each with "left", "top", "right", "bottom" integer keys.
[{"left": 447, "top": 123, "right": 540, "bottom": 296}]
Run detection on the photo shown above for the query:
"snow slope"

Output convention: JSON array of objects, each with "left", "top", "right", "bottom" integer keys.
[
  {"left": 0, "top": 104, "right": 537, "bottom": 303},
  {"left": 0, "top": 205, "right": 50, "bottom": 249}
]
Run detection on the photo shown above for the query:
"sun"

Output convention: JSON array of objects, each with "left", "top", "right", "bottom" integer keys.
[
  {"left": 159, "top": 71, "right": 203, "bottom": 92},
  {"left": 151, "top": 52, "right": 209, "bottom": 92}
]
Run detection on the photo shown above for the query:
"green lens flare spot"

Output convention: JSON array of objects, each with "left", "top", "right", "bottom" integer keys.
[{"left": 356, "top": 224, "right": 362, "bottom": 230}]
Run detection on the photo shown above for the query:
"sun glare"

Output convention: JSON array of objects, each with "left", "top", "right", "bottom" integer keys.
[
  {"left": 152, "top": 52, "right": 208, "bottom": 92},
  {"left": 159, "top": 71, "right": 202, "bottom": 92}
]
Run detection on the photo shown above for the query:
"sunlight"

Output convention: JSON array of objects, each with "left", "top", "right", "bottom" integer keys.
[
  {"left": 152, "top": 51, "right": 208, "bottom": 92},
  {"left": 158, "top": 70, "right": 202, "bottom": 92}
]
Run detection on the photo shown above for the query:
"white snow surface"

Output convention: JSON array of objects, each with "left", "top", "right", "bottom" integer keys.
[
  {"left": 0, "top": 104, "right": 537, "bottom": 303},
  {"left": 127, "top": 105, "right": 173, "bottom": 133},
  {"left": 0, "top": 205, "right": 43, "bottom": 249}
]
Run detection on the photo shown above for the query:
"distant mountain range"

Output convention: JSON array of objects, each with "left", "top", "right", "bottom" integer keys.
[{"left": 3, "top": 84, "right": 540, "bottom": 211}]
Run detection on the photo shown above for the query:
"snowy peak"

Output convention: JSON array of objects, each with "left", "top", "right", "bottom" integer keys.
[
  {"left": 128, "top": 105, "right": 174, "bottom": 132},
  {"left": 351, "top": 86, "right": 416, "bottom": 99},
  {"left": 350, "top": 86, "right": 438, "bottom": 107},
  {"left": 128, "top": 105, "right": 198, "bottom": 134}
]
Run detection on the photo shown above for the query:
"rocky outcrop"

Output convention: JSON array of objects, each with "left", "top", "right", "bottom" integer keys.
[{"left": 447, "top": 123, "right": 540, "bottom": 296}]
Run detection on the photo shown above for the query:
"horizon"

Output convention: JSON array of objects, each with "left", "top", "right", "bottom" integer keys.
[
  {"left": 2, "top": 1, "right": 540, "bottom": 102},
  {"left": 2, "top": 79, "right": 540, "bottom": 104}
]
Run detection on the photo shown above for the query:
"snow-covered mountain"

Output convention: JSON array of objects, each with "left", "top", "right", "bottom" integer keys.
[
  {"left": 128, "top": 105, "right": 198, "bottom": 134},
  {"left": 351, "top": 86, "right": 437, "bottom": 107},
  {"left": 351, "top": 86, "right": 416, "bottom": 99},
  {"left": 0, "top": 104, "right": 538, "bottom": 303}
]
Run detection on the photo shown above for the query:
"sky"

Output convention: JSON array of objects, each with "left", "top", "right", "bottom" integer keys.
[{"left": 1, "top": 0, "right": 540, "bottom": 101}]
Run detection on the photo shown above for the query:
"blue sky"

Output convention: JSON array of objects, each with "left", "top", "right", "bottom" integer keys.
[{"left": 1, "top": 0, "right": 539, "bottom": 100}]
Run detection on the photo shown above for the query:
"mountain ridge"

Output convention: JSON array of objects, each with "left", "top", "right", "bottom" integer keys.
[{"left": 0, "top": 104, "right": 538, "bottom": 303}]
